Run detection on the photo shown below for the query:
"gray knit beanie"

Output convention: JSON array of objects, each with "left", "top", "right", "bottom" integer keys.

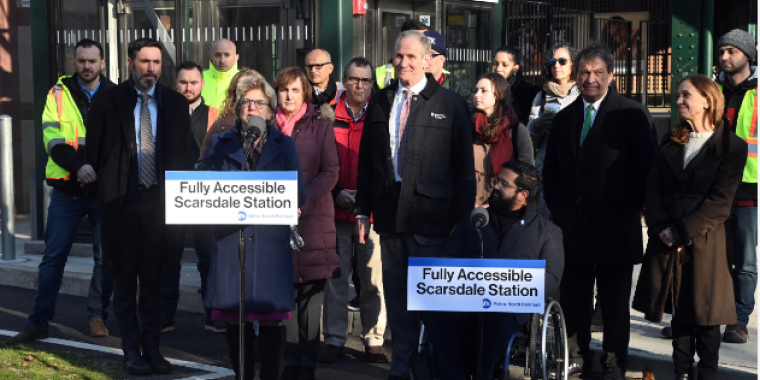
[{"left": 717, "top": 29, "right": 756, "bottom": 62}]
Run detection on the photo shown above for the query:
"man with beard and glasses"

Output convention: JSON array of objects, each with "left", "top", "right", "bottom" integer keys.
[
  {"left": 159, "top": 61, "right": 224, "bottom": 334},
  {"left": 7, "top": 38, "right": 116, "bottom": 346},
  {"left": 424, "top": 160, "right": 564, "bottom": 380},
  {"left": 86, "top": 38, "right": 191, "bottom": 376}
]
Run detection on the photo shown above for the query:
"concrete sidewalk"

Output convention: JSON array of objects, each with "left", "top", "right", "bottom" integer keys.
[{"left": 1, "top": 214, "right": 757, "bottom": 378}]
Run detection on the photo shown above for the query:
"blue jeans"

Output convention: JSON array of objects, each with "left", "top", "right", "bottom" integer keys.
[
  {"left": 29, "top": 189, "right": 113, "bottom": 331},
  {"left": 729, "top": 207, "right": 758, "bottom": 326},
  {"left": 162, "top": 225, "right": 213, "bottom": 319}
]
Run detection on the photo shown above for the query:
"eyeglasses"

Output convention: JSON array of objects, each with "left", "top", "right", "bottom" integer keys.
[
  {"left": 490, "top": 177, "right": 522, "bottom": 191},
  {"left": 546, "top": 58, "right": 569, "bottom": 67},
  {"left": 431, "top": 53, "right": 444, "bottom": 58},
  {"left": 345, "top": 77, "right": 373, "bottom": 86},
  {"left": 239, "top": 98, "right": 269, "bottom": 109},
  {"left": 305, "top": 62, "right": 332, "bottom": 71}
]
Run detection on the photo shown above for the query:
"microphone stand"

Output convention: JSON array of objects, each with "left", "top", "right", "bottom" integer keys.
[
  {"left": 237, "top": 130, "right": 256, "bottom": 380},
  {"left": 476, "top": 227, "right": 484, "bottom": 380}
]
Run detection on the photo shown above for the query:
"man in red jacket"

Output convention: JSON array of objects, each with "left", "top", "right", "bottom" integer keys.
[{"left": 320, "top": 57, "right": 388, "bottom": 364}]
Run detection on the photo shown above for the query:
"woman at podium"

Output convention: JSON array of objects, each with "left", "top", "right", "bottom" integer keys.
[{"left": 201, "top": 77, "right": 306, "bottom": 380}]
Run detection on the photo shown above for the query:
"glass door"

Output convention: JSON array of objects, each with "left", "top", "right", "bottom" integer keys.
[
  {"left": 444, "top": 3, "right": 493, "bottom": 85},
  {"left": 374, "top": 10, "right": 413, "bottom": 68}
]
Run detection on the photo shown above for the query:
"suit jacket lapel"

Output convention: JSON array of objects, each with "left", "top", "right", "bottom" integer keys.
[
  {"left": 584, "top": 90, "right": 618, "bottom": 143},
  {"left": 115, "top": 82, "right": 137, "bottom": 153},
  {"left": 569, "top": 98, "right": 584, "bottom": 159}
]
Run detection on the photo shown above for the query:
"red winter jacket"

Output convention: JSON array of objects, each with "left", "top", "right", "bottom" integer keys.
[{"left": 332, "top": 93, "right": 371, "bottom": 222}]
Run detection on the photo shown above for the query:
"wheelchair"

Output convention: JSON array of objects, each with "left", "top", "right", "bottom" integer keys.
[{"left": 417, "top": 298, "right": 567, "bottom": 380}]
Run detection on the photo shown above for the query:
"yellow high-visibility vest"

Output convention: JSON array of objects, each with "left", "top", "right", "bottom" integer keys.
[
  {"left": 42, "top": 76, "right": 86, "bottom": 180},
  {"left": 718, "top": 83, "right": 757, "bottom": 183}
]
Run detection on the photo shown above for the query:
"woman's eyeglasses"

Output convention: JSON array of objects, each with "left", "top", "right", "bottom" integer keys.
[
  {"left": 239, "top": 98, "right": 269, "bottom": 109},
  {"left": 546, "top": 58, "right": 569, "bottom": 67}
]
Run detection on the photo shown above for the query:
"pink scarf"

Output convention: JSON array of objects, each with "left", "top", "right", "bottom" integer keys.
[{"left": 276, "top": 103, "right": 308, "bottom": 137}]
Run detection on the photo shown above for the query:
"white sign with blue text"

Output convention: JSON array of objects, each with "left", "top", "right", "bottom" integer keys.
[
  {"left": 165, "top": 171, "right": 298, "bottom": 225},
  {"left": 407, "top": 257, "right": 545, "bottom": 313}
]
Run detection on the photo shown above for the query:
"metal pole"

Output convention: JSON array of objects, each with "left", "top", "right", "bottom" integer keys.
[{"left": 0, "top": 115, "right": 16, "bottom": 261}]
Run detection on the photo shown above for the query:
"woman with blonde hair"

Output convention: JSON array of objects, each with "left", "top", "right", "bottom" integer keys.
[
  {"left": 202, "top": 77, "right": 306, "bottom": 380},
  {"left": 633, "top": 74, "right": 747, "bottom": 380},
  {"left": 198, "top": 69, "right": 263, "bottom": 165}
]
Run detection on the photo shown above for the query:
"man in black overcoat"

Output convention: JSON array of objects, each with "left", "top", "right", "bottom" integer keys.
[
  {"left": 542, "top": 42, "right": 658, "bottom": 379},
  {"left": 354, "top": 30, "right": 475, "bottom": 380},
  {"left": 86, "top": 38, "right": 191, "bottom": 376}
]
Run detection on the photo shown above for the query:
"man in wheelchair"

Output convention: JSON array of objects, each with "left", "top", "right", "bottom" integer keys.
[{"left": 424, "top": 160, "right": 565, "bottom": 380}]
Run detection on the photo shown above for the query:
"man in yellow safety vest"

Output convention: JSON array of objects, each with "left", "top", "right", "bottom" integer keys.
[
  {"left": 7, "top": 39, "right": 116, "bottom": 346},
  {"left": 201, "top": 38, "right": 240, "bottom": 110},
  {"left": 715, "top": 29, "right": 758, "bottom": 345}
]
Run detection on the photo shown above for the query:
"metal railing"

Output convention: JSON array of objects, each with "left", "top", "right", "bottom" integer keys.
[{"left": 638, "top": 20, "right": 672, "bottom": 108}]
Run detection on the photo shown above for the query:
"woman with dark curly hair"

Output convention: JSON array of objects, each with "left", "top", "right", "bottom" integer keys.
[
  {"left": 472, "top": 72, "right": 533, "bottom": 206},
  {"left": 492, "top": 46, "right": 540, "bottom": 125},
  {"left": 528, "top": 42, "right": 580, "bottom": 218}
]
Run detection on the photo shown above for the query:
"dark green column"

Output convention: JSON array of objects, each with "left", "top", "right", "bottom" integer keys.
[
  {"left": 31, "top": 0, "right": 55, "bottom": 238},
  {"left": 319, "top": 0, "right": 353, "bottom": 79},
  {"left": 671, "top": 0, "right": 702, "bottom": 127}
]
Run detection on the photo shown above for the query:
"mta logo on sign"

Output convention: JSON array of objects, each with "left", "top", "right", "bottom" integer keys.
[
  {"left": 482, "top": 298, "right": 492, "bottom": 309},
  {"left": 420, "top": 16, "right": 430, "bottom": 26},
  {"left": 238, "top": 211, "right": 247, "bottom": 221}
]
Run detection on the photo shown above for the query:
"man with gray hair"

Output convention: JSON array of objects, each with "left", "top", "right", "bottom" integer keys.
[
  {"left": 354, "top": 31, "right": 475, "bottom": 380},
  {"left": 320, "top": 57, "right": 388, "bottom": 365},
  {"left": 543, "top": 41, "right": 657, "bottom": 379}
]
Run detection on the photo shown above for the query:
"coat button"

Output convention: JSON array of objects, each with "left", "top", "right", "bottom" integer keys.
[
  {"left": 249, "top": 236, "right": 256, "bottom": 242},
  {"left": 575, "top": 197, "right": 582, "bottom": 203}
]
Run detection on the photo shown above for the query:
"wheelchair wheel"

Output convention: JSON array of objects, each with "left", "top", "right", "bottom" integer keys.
[
  {"left": 501, "top": 331, "right": 524, "bottom": 380},
  {"left": 540, "top": 301, "right": 568, "bottom": 380}
]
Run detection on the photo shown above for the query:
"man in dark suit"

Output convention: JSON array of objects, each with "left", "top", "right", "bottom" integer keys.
[
  {"left": 86, "top": 38, "right": 191, "bottom": 376},
  {"left": 354, "top": 30, "right": 475, "bottom": 380},
  {"left": 542, "top": 42, "right": 657, "bottom": 380}
]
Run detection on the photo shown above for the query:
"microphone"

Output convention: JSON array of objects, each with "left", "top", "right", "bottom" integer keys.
[
  {"left": 246, "top": 115, "right": 266, "bottom": 141},
  {"left": 470, "top": 207, "right": 489, "bottom": 229}
]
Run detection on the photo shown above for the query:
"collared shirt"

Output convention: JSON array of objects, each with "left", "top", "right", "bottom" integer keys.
[
  {"left": 133, "top": 86, "right": 158, "bottom": 184},
  {"left": 345, "top": 99, "right": 369, "bottom": 123},
  {"left": 580, "top": 90, "right": 608, "bottom": 144},
  {"left": 313, "top": 84, "right": 328, "bottom": 96},
  {"left": 189, "top": 98, "right": 202, "bottom": 116},
  {"left": 77, "top": 76, "right": 101, "bottom": 101},
  {"left": 389, "top": 76, "right": 428, "bottom": 182}
]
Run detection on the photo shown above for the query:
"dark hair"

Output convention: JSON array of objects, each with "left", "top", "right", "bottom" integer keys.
[
  {"left": 128, "top": 38, "right": 163, "bottom": 60},
  {"left": 342, "top": 57, "right": 374, "bottom": 81},
  {"left": 575, "top": 41, "right": 614, "bottom": 73},
  {"left": 501, "top": 160, "right": 542, "bottom": 202},
  {"left": 176, "top": 61, "right": 204, "bottom": 76},
  {"left": 472, "top": 72, "right": 513, "bottom": 140},
  {"left": 672, "top": 74, "right": 725, "bottom": 145},
  {"left": 75, "top": 38, "right": 104, "bottom": 59},
  {"left": 400, "top": 19, "right": 429, "bottom": 32},
  {"left": 541, "top": 42, "right": 577, "bottom": 84},
  {"left": 494, "top": 45, "right": 521, "bottom": 69},
  {"left": 273, "top": 67, "right": 313, "bottom": 104}
]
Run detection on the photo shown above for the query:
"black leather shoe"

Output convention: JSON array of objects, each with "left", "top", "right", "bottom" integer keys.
[
  {"left": 603, "top": 365, "right": 625, "bottom": 380},
  {"left": 567, "top": 361, "right": 589, "bottom": 378},
  {"left": 142, "top": 349, "right": 172, "bottom": 374},
  {"left": 123, "top": 351, "right": 151, "bottom": 376}
]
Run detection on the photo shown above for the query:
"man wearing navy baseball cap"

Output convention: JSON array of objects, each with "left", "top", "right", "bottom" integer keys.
[{"left": 423, "top": 30, "right": 473, "bottom": 103}]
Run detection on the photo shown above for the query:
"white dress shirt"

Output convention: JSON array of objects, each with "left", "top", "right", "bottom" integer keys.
[
  {"left": 580, "top": 90, "right": 608, "bottom": 144},
  {"left": 133, "top": 86, "right": 158, "bottom": 182},
  {"left": 389, "top": 76, "right": 428, "bottom": 182}
]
